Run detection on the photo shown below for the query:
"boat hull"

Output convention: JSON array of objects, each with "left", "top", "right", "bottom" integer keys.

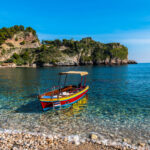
[{"left": 39, "top": 86, "right": 89, "bottom": 111}]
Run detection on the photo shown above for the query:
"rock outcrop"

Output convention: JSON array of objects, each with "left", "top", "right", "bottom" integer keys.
[
  {"left": 128, "top": 60, "right": 137, "bottom": 64},
  {"left": 0, "top": 26, "right": 137, "bottom": 66}
]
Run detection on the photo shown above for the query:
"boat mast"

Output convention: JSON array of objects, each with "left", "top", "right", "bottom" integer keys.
[
  {"left": 81, "top": 76, "right": 83, "bottom": 88},
  {"left": 84, "top": 76, "right": 86, "bottom": 87},
  {"left": 58, "top": 74, "right": 62, "bottom": 98}
]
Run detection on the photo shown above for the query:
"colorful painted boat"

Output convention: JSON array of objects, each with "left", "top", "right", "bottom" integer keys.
[{"left": 38, "top": 71, "right": 89, "bottom": 111}]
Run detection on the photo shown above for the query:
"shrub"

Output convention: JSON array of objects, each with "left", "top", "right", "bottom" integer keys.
[
  {"left": 21, "top": 51, "right": 30, "bottom": 64},
  {"left": 25, "top": 27, "right": 36, "bottom": 36},
  {"left": 15, "top": 37, "right": 18, "bottom": 41},
  {"left": 16, "top": 57, "right": 24, "bottom": 66},
  {"left": 110, "top": 47, "right": 128, "bottom": 59},
  {"left": 31, "top": 40, "right": 36, "bottom": 43},
  {"left": 20, "top": 41, "right": 25, "bottom": 45},
  {"left": 1, "top": 49, "right": 6, "bottom": 55},
  {"left": 6, "top": 43, "right": 14, "bottom": 47},
  {"left": 12, "top": 53, "right": 20, "bottom": 59}
]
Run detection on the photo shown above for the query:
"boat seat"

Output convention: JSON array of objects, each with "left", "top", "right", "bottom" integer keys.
[{"left": 60, "top": 91, "right": 70, "bottom": 96}]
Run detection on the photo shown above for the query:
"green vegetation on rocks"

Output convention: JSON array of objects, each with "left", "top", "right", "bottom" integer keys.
[
  {"left": 0, "top": 25, "right": 37, "bottom": 45},
  {"left": 40, "top": 37, "right": 128, "bottom": 65},
  {"left": 0, "top": 25, "right": 133, "bottom": 66},
  {"left": 4, "top": 37, "right": 128, "bottom": 66}
]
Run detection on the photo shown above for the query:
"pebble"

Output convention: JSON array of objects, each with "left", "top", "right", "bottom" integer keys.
[
  {"left": 73, "top": 135, "right": 80, "bottom": 145},
  {"left": 64, "top": 137, "right": 68, "bottom": 142},
  {"left": 122, "top": 138, "right": 131, "bottom": 143},
  {"left": 90, "top": 133, "right": 98, "bottom": 140},
  {"left": 80, "top": 138, "right": 86, "bottom": 143},
  {"left": 138, "top": 142, "right": 145, "bottom": 147}
]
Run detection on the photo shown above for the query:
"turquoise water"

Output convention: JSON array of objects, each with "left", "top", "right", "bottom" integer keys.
[{"left": 0, "top": 64, "right": 150, "bottom": 146}]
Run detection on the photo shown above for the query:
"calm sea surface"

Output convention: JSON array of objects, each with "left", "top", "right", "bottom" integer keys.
[{"left": 0, "top": 64, "right": 150, "bottom": 146}]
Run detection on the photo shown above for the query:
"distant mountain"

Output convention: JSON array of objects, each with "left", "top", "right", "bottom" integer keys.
[{"left": 0, "top": 25, "right": 137, "bottom": 67}]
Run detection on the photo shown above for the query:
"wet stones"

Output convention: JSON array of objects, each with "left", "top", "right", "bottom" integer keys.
[
  {"left": 64, "top": 136, "right": 68, "bottom": 142},
  {"left": 0, "top": 131, "right": 149, "bottom": 150},
  {"left": 90, "top": 133, "right": 98, "bottom": 140},
  {"left": 68, "top": 135, "right": 80, "bottom": 145},
  {"left": 138, "top": 142, "right": 145, "bottom": 147},
  {"left": 122, "top": 138, "right": 131, "bottom": 144}
]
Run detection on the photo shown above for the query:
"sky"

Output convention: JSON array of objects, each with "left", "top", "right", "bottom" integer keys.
[{"left": 0, "top": 0, "right": 150, "bottom": 62}]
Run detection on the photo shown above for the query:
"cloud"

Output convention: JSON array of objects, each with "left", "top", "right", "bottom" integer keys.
[
  {"left": 120, "top": 38, "right": 150, "bottom": 44},
  {"left": 37, "top": 33, "right": 85, "bottom": 41}
]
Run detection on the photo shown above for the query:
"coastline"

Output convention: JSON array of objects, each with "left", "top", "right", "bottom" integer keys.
[
  {"left": 0, "top": 129, "right": 146, "bottom": 150},
  {"left": 0, "top": 60, "right": 137, "bottom": 68}
]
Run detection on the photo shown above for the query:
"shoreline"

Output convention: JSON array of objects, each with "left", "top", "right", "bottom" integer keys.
[
  {"left": 0, "top": 129, "right": 148, "bottom": 150},
  {"left": 0, "top": 63, "right": 137, "bottom": 68}
]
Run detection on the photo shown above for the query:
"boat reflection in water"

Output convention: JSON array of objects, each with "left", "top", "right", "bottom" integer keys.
[{"left": 61, "top": 94, "right": 88, "bottom": 117}]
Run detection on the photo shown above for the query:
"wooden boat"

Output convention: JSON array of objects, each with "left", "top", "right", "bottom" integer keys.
[{"left": 38, "top": 71, "right": 89, "bottom": 111}]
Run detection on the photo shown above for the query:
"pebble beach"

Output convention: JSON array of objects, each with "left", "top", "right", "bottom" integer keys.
[{"left": 0, "top": 130, "right": 140, "bottom": 150}]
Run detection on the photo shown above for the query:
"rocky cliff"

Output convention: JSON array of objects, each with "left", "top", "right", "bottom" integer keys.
[
  {"left": 0, "top": 26, "right": 137, "bottom": 67},
  {"left": 0, "top": 25, "right": 40, "bottom": 62},
  {"left": 38, "top": 38, "right": 137, "bottom": 66}
]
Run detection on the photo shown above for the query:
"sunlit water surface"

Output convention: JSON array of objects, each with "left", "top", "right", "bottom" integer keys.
[{"left": 0, "top": 64, "right": 150, "bottom": 146}]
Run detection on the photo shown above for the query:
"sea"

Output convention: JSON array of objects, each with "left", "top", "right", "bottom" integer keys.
[{"left": 0, "top": 63, "right": 150, "bottom": 148}]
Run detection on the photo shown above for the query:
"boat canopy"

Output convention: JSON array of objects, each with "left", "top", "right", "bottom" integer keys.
[{"left": 59, "top": 71, "right": 88, "bottom": 76}]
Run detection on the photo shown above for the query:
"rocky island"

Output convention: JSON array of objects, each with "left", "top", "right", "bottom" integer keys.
[{"left": 0, "top": 25, "right": 137, "bottom": 67}]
